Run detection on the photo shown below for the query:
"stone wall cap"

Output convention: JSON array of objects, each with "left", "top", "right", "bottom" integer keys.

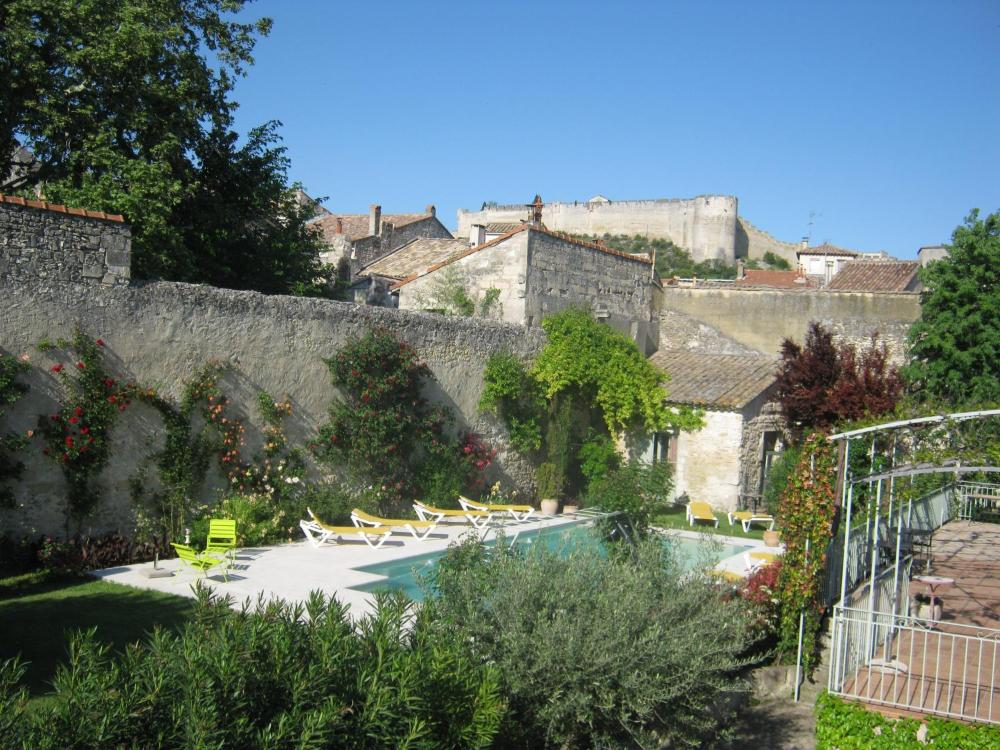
[{"left": 0, "top": 194, "right": 125, "bottom": 223}]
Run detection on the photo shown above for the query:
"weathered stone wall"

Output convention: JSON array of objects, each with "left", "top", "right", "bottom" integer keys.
[
  {"left": 738, "top": 400, "right": 792, "bottom": 508},
  {"left": 0, "top": 200, "right": 131, "bottom": 286},
  {"left": 457, "top": 195, "right": 739, "bottom": 264},
  {"left": 398, "top": 231, "right": 530, "bottom": 324},
  {"left": 736, "top": 217, "right": 801, "bottom": 266},
  {"left": 674, "top": 410, "right": 744, "bottom": 512},
  {"left": 658, "top": 309, "right": 761, "bottom": 355},
  {"left": 659, "top": 286, "right": 920, "bottom": 359},
  {"left": 1, "top": 279, "right": 543, "bottom": 538},
  {"left": 525, "top": 231, "right": 659, "bottom": 354}
]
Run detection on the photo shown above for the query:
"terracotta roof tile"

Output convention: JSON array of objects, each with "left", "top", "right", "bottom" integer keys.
[
  {"left": 311, "top": 211, "right": 434, "bottom": 243},
  {"left": 797, "top": 243, "right": 858, "bottom": 258},
  {"left": 825, "top": 260, "right": 921, "bottom": 292},
  {"left": 360, "top": 237, "right": 468, "bottom": 280},
  {"left": 736, "top": 269, "right": 818, "bottom": 289},
  {"left": 648, "top": 350, "right": 779, "bottom": 409},
  {"left": 390, "top": 225, "right": 652, "bottom": 291},
  {"left": 0, "top": 194, "right": 125, "bottom": 223}
]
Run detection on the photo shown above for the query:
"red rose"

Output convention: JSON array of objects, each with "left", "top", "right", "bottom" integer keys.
[
  {"left": 69, "top": 416, "right": 78, "bottom": 424},
  {"left": 75, "top": 362, "right": 85, "bottom": 370},
  {"left": 50, "top": 364, "right": 64, "bottom": 373},
  {"left": 95, "top": 339, "right": 105, "bottom": 346},
  {"left": 80, "top": 427, "right": 89, "bottom": 434},
  {"left": 74, "top": 406, "right": 83, "bottom": 416},
  {"left": 65, "top": 437, "right": 73, "bottom": 447}
]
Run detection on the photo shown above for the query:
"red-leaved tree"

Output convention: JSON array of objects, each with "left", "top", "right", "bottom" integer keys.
[{"left": 775, "top": 322, "right": 903, "bottom": 432}]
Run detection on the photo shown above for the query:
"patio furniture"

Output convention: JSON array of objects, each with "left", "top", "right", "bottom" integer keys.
[
  {"left": 912, "top": 574, "right": 954, "bottom": 627},
  {"left": 351, "top": 508, "right": 437, "bottom": 540},
  {"left": 300, "top": 512, "right": 392, "bottom": 549},
  {"left": 205, "top": 518, "right": 238, "bottom": 561},
  {"left": 727, "top": 510, "right": 775, "bottom": 533},
  {"left": 459, "top": 495, "right": 535, "bottom": 521},
  {"left": 745, "top": 550, "right": 779, "bottom": 573},
  {"left": 170, "top": 542, "right": 229, "bottom": 581},
  {"left": 414, "top": 500, "right": 493, "bottom": 528},
  {"left": 686, "top": 501, "right": 719, "bottom": 528}
]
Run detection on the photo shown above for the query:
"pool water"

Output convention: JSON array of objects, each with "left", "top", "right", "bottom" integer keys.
[{"left": 348, "top": 523, "right": 751, "bottom": 601}]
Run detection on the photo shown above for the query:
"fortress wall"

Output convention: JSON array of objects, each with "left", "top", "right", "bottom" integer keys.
[
  {"left": 659, "top": 287, "right": 920, "bottom": 359},
  {"left": 736, "top": 217, "right": 801, "bottom": 266},
  {"left": 1, "top": 279, "right": 543, "bottom": 538},
  {"left": 457, "top": 195, "right": 740, "bottom": 263}
]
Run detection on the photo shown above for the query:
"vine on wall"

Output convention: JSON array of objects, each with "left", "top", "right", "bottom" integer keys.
[
  {"left": 38, "top": 331, "right": 138, "bottom": 531},
  {"left": 774, "top": 432, "right": 838, "bottom": 670},
  {"left": 0, "top": 352, "right": 30, "bottom": 508}
]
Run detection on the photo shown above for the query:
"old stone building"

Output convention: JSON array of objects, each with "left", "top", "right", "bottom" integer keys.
[
  {"left": 642, "top": 350, "right": 788, "bottom": 513},
  {"left": 392, "top": 223, "right": 661, "bottom": 355},
  {"left": 310, "top": 203, "right": 452, "bottom": 275}
]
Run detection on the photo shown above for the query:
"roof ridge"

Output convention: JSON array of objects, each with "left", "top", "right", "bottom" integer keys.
[{"left": 0, "top": 194, "right": 125, "bottom": 223}]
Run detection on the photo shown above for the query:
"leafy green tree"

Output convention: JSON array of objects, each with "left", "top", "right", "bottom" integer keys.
[
  {"left": 0, "top": 0, "right": 326, "bottom": 294},
  {"left": 904, "top": 209, "right": 1000, "bottom": 405}
]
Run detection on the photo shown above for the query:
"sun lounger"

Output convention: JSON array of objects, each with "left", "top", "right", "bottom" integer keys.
[
  {"left": 459, "top": 495, "right": 535, "bottom": 521},
  {"left": 301, "top": 509, "right": 392, "bottom": 549},
  {"left": 351, "top": 508, "right": 437, "bottom": 540},
  {"left": 744, "top": 550, "right": 780, "bottom": 573},
  {"left": 414, "top": 500, "right": 493, "bottom": 529},
  {"left": 727, "top": 510, "right": 775, "bottom": 533},
  {"left": 686, "top": 501, "right": 719, "bottom": 528}
]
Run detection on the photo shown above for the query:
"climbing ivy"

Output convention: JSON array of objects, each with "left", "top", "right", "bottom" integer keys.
[
  {"left": 0, "top": 352, "right": 30, "bottom": 508},
  {"left": 774, "top": 432, "right": 838, "bottom": 670}
]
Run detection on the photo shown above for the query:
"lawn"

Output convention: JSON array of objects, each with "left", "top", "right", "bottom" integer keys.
[
  {"left": 652, "top": 505, "right": 769, "bottom": 541},
  {"left": 0, "top": 569, "right": 195, "bottom": 697}
]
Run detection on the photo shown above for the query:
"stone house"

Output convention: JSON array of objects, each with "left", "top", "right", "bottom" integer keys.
[
  {"left": 349, "top": 236, "right": 468, "bottom": 307},
  {"left": 797, "top": 243, "right": 858, "bottom": 283},
  {"left": 310, "top": 203, "right": 452, "bottom": 276},
  {"left": 391, "top": 222, "right": 661, "bottom": 355},
  {"left": 641, "top": 350, "right": 790, "bottom": 513},
  {"left": 824, "top": 260, "right": 921, "bottom": 292}
]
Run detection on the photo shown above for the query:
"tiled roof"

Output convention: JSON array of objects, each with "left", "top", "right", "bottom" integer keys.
[
  {"left": 735, "top": 269, "right": 818, "bottom": 289},
  {"left": 0, "top": 194, "right": 125, "bottom": 223},
  {"left": 391, "top": 225, "right": 652, "bottom": 290},
  {"left": 797, "top": 243, "right": 858, "bottom": 258},
  {"left": 825, "top": 260, "right": 921, "bottom": 292},
  {"left": 359, "top": 237, "right": 468, "bottom": 280},
  {"left": 485, "top": 222, "right": 526, "bottom": 233},
  {"left": 310, "top": 211, "right": 433, "bottom": 242},
  {"left": 648, "top": 350, "right": 779, "bottom": 409}
]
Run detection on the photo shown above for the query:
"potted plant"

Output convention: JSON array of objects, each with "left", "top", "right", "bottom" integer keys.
[
  {"left": 562, "top": 499, "right": 580, "bottom": 515},
  {"left": 535, "top": 462, "right": 563, "bottom": 516},
  {"left": 763, "top": 529, "right": 782, "bottom": 548},
  {"left": 911, "top": 592, "right": 942, "bottom": 621}
]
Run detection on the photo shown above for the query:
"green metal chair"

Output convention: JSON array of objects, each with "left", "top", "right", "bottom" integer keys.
[
  {"left": 170, "top": 542, "right": 229, "bottom": 581},
  {"left": 205, "top": 519, "right": 238, "bottom": 561}
]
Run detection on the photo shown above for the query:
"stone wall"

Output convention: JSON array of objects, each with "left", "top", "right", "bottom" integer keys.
[
  {"left": 658, "top": 309, "right": 760, "bottom": 355},
  {"left": 1, "top": 279, "right": 543, "bottom": 538},
  {"left": 659, "top": 286, "right": 920, "bottom": 359},
  {"left": 525, "top": 231, "right": 659, "bottom": 354},
  {"left": 673, "top": 410, "right": 744, "bottom": 512},
  {"left": 457, "top": 195, "right": 740, "bottom": 264},
  {"left": 0, "top": 198, "right": 131, "bottom": 286},
  {"left": 736, "top": 217, "right": 801, "bottom": 266}
]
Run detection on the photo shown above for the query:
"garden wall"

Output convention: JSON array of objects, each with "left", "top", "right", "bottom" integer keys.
[{"left": 1, "top": 277, "right": 543, "bottom": 538}]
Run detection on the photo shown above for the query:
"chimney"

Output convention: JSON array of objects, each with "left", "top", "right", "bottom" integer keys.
[
  {"left": 335, "top": 217, "right": 343, "bottom": 234},
  {"left": 736, "top": 259, "right": 745, "bottom": 279},
  {"left": 528, "top": 194, "right": 543, "bottom": 226},
  {"left": 470, "top": 224, "right": 486, "bottom": 247},
  {"left": 425, "top": 204, "right": 436, "bottom": 217},
  {"left": 800, "top": 237, "right": 809, "bottom": 251},
  {"left": 369, "top": 204, "right": 382, "bottom": 236}
]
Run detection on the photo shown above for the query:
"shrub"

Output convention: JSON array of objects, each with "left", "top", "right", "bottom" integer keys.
[
  {"left": 0, "top": 351, "right": 30, "bottom": 509},
  {"left": 762, "top": 445, "right": 800, "bottom": 517},
  {"left": 424, "top": 535, "right": 757, "bottom": 749},
  {"left": 585, "top": 459, "right": 673, "bottom": 531},
  {"left": 34, "top": 532, "right": 169, "bottom": 575},
  {"left": 0, "top": 587, "right": 504, "bottom": 748},
  {"left": 815, "top": 692, "right": 1000, "bottom": 749}
]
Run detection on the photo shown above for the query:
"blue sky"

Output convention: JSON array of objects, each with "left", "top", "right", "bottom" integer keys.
[{"left": 232, "top": 1, "right": 1000, "bottom": 259}]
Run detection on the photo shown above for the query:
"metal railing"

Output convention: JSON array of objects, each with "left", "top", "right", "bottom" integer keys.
[
  {"left": 958, "top": 482, "right": 1000, "bottom": 521},
  {"left": 829, "top": 604, "right": 1000, "bottom": 724}
]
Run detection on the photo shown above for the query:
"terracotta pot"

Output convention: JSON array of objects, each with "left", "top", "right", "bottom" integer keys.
[
  {"left": 540, "top": 498, "right": 559, "bottom": 516},
  {"left": 762, "top": 530, "right": 781, "bottom": 547},
  {"left": 562, "top": 504, "right": 580, "bottom": 515},
  {"left": 917, "top": 602, "right": 943, "bottom": 622}
]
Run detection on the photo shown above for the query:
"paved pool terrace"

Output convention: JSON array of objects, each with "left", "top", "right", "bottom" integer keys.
[{"left": 92, "top": 515, "right": 780, "bottom": 617}]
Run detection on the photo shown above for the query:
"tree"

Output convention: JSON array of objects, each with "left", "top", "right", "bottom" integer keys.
[
  {"left": 775, "top": 322, "right": 903, "bottom": 432},
  {"left": 904, "top": 210, "right": 1000, "bottom": 405},
  {"left": 0, "top": 0, "right": 326, "bottom": 294}
]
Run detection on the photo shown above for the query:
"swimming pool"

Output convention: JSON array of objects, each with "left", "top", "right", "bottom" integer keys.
[{"left": 348, "top": 522, "right": 752, "bottom": 601}]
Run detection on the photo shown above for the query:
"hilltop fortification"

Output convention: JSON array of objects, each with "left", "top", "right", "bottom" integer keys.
[{"left": 457, "top": 195, "right": 806, "bottom": 266}]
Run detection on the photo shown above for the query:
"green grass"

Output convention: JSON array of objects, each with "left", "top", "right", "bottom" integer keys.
[
  {"left": 652, "top": 505, "right": 769, "bottom": 541},
  {"left": 0, "top": 569, "right": 195, "bottom": 697}
]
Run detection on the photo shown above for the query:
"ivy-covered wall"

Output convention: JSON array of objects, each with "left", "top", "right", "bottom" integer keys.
[{"left": 1, "top": 278, "right": 543, "bottom": 537}]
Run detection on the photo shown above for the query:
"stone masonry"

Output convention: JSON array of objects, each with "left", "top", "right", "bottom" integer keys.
[{"left": 0, "top": 196, "right": 130, "bottom": 286}]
